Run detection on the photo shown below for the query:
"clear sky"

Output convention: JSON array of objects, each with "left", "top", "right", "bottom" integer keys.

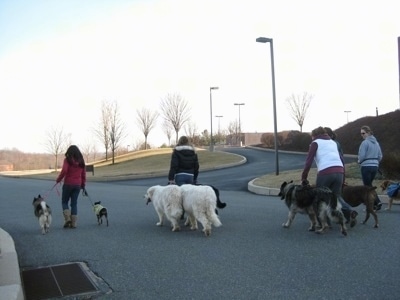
[{"left": 1, "top": 0, "right": 399, "bottom": 153}]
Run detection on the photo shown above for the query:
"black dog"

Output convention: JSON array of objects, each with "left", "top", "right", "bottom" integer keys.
[
  {"left": 93, "top": 201, "right": 109, "bottom": 226},
  {"left": 208, "top": 185, "right": 227, "bottom": 211}
]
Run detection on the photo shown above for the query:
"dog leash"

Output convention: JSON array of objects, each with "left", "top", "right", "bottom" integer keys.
[
  {"left": 82, "top": 189, "right": 95, "bottom": 207},
  {"left": 40, "top": 183, "right": 60, "bottom": 201}
]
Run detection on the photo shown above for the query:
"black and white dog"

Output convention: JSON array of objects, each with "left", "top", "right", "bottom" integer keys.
[
  {"left": 278, "top": 181, "right": 347, "bottom": 236},
  {"left": 208, "top": 184, "right": 227, "bottom": 212},
  {"left": 32, "top": 195, "right": 52, "bottom": 235},
  {"left": 93, "top": 201, "right": 109, "bottom": 226}
]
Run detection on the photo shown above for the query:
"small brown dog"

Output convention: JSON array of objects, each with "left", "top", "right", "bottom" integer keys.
[
  {"left": 380, "top": 180, "right": 400, "bottom": 210},
  {"left": 342, "top": 184, "right": 379, "bottom": 228}
]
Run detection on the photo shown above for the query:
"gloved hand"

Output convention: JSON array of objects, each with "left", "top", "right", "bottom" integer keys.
[{"left": 301, "top": 179, "right": 309, "bottom": 186}]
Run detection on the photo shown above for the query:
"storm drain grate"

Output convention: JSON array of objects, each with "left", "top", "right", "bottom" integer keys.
[{"left": 21, "top": 262, "right": 98, "bottom": 300}]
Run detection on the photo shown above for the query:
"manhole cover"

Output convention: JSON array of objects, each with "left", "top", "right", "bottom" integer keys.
[{"left": 21, "top": 262, "right": 101, "bottom": 300}]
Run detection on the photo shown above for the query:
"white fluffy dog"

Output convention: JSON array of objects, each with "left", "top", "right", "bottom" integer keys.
[
  {"left": 145, "top": 185, "right": 183, "bottom": 232},
  {"left": 180, "top": 184, "right": 222, "bottom": 237}
]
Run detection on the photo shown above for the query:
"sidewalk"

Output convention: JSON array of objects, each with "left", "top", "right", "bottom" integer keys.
[{"left": 0, "top": 228, "right": 24, "bottom": 300}]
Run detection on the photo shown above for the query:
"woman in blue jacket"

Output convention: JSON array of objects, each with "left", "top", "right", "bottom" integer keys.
[{"left": 358, "top": 125, "right": 383, "bottom": 210}]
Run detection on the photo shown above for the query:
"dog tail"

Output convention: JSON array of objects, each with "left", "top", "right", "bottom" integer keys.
[
  {"left": 210, "top": 213, "right": 222, "bottom": 227},
  {"left": 216, "top": 197, "right": 227, "bottom": 209},
  {"left": 207, "top": 202, "right": 222, "bottom": 227}
]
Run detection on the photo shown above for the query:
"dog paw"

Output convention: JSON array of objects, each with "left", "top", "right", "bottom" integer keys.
[
  {"left": 282, "top": 223, "right": 290, "bottom": 228},
  {"left": 156, "top": 222, "right": 162, "bottom": 226},
  {"left": 203, "top": 229, "right": 211, "bottom": 237},
  {"left": 172, "top": 226, "right": 181, "bottom": 232}
]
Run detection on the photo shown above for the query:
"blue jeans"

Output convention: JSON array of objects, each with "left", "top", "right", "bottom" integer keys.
[
  {"left": 61, "top": 184, "right": 81, "bottom": 215},
  {"left": 361, "top": 166, "right": 381, "bottom": 204},
  {"left": 175, "top": 173, "right": 194, "bottom": 186}
]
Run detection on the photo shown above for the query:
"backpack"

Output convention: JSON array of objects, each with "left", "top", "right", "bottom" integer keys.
[{"left": 387, "top": 183, "right": 400, "bottom": 198}]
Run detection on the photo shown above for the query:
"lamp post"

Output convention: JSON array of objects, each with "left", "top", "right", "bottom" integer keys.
[
  {"left": 256, "top": 36, "right": 279, "bottom": 175},
  {"left": 344, "top": 110, "right": 351, "bottom": 123},
  {"left": 209, "top": 87, "right": 219, "bottom": 151},
  {"left": 234, "top": 103, "right": 245, "bottom": 146}
]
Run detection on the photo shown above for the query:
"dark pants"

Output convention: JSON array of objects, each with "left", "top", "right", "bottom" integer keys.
[
  {"left": 316, "top": 172, "right": 352, "bottom": 221},
  {"left": 361, "top": 166, "right": 381, "bottom": 205}
]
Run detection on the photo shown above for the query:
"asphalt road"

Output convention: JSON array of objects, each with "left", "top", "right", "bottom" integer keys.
[{"left": 0, "top": 148, "right": 399, "bottom": 300}]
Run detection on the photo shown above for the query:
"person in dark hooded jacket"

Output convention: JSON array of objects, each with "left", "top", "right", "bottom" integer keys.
[{"left": 168, "top": 136, "right": 199, "bottom": 186}]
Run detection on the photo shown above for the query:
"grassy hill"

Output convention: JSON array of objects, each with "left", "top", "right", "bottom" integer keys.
[{"left": 334, "top": 109, "right": 400, "bottom": 155}]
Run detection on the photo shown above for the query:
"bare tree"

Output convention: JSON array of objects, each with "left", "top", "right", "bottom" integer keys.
[
  {"left": 184, "top": 121, "right": 198, "bottom": 144},
  {"left": 285, "top": 92, "right": 313, "bottom": 132},
  {"left": 162, "top": 120, "right": 173, "bottom": 146},
  {"left": 136, "top": 108, "right": 159, "bottom": 150},
  {"left": 94, "top": 100, "right": 112, "bottom": 160},
  {"left": 160, "top": 93, "right": 191, "bottom": 144},
  {"left": 81, "top": 142, "right": 98, "bottom": 163},
  {"left": 45, "top": 127, "right": 69, "bottom": 171},
  {"left": 226, "top": 120, "right": 239, "bottom": 145},
  {"left": 109, "top": 101, "right": 126, "bottom": 164}
]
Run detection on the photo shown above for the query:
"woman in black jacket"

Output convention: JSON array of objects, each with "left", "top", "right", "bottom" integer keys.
[{"left": 168, "top": 136, "right": 199, "bottom": 186}]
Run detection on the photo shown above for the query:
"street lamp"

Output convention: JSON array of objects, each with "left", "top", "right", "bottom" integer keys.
[
  {"left": 209, "top": 87, "right": 219, "bottom": 151},
  {"left": 256, "top": 36, "right": 279, "bottom": 175},
  {"left": 344, "top": 110, "right": 351, "bottom": 123},
  {"left": 234, "top": 103, "right": 245, "bottom": 146}
]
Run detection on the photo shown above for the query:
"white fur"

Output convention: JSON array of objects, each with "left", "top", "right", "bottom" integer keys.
[
  {"left": 180, "top": 184, "right": 222, "bottom": 237},
  {"left": 38, "top": 201, "right": 52, "bottom": 235},
  {"left": 145, "top": 185, "right": 183, "bottom": 232}
]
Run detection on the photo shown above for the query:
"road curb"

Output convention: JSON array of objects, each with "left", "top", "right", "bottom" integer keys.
[
  {"left": 248, "top": 178, "right": 280, "bottom": 196},
  {"left": 0, "top": 228, "right": 24, "bottom": 300}
]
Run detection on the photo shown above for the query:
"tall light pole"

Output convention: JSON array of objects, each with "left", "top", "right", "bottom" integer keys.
[
  {"left": 209, "top": 87, "right": 219, "bottom": 151},
  {"left": 398, "top": 36, "right": 400, "bottom": 108},
  {"left": 256, "top": 36, "right": 279, "bottom": 175},
  {"left": 344, "top": 110, "right": 351, "bottom": 123},
  {"left": 234, "top": 103, "right": 245, "bottom": 146}
]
